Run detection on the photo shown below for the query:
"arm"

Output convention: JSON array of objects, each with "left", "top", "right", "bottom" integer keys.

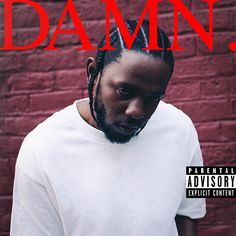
[
  {"left": 10, "top": 166, "right": 65, "bottom": 236},
  {"left": 175, "top": 215, "right": 197, "bottom": 236},
  {"left": 175, "top": 121, "right": 206, "bottom": 236},
  {"left": 10, "top": 136, "right": 64, "bottom": 236}
]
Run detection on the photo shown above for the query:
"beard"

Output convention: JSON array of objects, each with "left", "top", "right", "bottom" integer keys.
[{"left": 94, "top": 97, "right": 138, "bottom": 144}]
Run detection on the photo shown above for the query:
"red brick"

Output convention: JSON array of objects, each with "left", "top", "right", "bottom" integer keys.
[
  {"left": 25, "top": 49, "right": 83, "bottom": 72},
  {"left": 0, "top": 176, "right": 13, "bottom": 195},
  {"left": 158, "top": 0, "right": 193, "bottom": 14},
  {"left": 165, "top": 81, "right": 200, "bottom": 102},
  {"left": 48, "top": 13, "right": 112, "bottom": 47},
  {"left": 0, "top": 233, "right": 10, "bottom": 236},
  {"left": 12, "top": 2, "right": 67, "bottom": 28},
  {"left": 165, "top": 75, "right": 188, "bottom": 85},
  {"left": 232, "top": 99, "right": 236, "bottom": 114},
  {"left": 4, "top": 116, "right": 46, "bottom": 136},
  {"left": 55, "top": 69, "right": 87, "bottom": 89},
  {"left": 233, "top": 53, "right": 236, "bottom": 72},
  {"left": 113, "top": 0, "right": 151, "bottom": 19},
  {"left": 0, "top": 136, "right": 24, "bottom": 156},
  {"left": 199, "top": 225, "right": 236, "bottom": 236},
  {"left": 7, "top": 72, "right": 55, "bottom": 92},
  {"left": 174, "top": 55, "right": 234, "bottom": 78},
  {"left": 0, "top": 99, "right": 5, "bottom": 115},
  {"left": 197, "top": 32, "right": 236, "bottom": 55},
  {"left": 0, "top": 31, "right": 3, "bottom": 46},
  {"left": 171, "top": 36, "right": 196, "bottom": 58},
  {"left": 221, "top": 121, "right": 236, "bottom": 141},
  {"left": 0, "top": 6, "right": 3, "bottom": 30},
  {"left": 75, "top": 0, "right": 191, "bottom": 19},
  {"left": 178, "top": 10, "right": 207, "bottom": 34},
  {"left": 49, "top": 24, "right": 80, "bottom": 47},
  {"left": 196, "top": 122, "right": 221, "bottom": 142},
  {"left": 13, "top": 5, "right": 40, "bottom": 28},
  {"left": 9, "top": 157, "right": 17, "bottom": 177},
  {"left": 199, "top": 203, "right": 219, "bottom": 227},
  {"left": 0, "top": 159, "right": 11, "bottom": 177},
  {"left": 192, "top": 0, "right": 212, "bottom": 10},
  {"left": 159, "top": 12, "right": 195, "bottom": 35},
  {"left": 74, "top": 0, "right": 105, "bottom": 20},
  {"left": 0, "top": 30, "right": 3, "bottom": 48},
  {"left": 159, "top": 7, "right": 231, "bottom": 36},
  {"left": 44, "top": 2, "right": 69, "bottom": 26},
  {"left": 229, "top": 77, "right": 236, "bottom": 96},
  {"left": 232, "top": 9, "right": 236, "bottom": 30},
  {"left": 157, "top": 1, "right": 174, "bottom": 13},
  {"left": 192, "top": 0, "right": 236, "bottom": 10},
  {"left": 161, "top": 8, "right": 233, "bottom": 36},
  {"left": 201, "top": 143, "right": 236, "bottom": 165},
  {"left": 203, "top": 199, "right": 236, "bottom": 225},
  {"left": 0, "top": 197, "right": 12, "bottom": 232},
  {"left": 207, "top": 198, "right": 236, "bottom": 209},
  {"left": 51, "top": 20, "right": 107, "bottom": 48},
  {"left": 0, "top": 118, "right": 3, "bottom": 135},
  {"left": 200, "top": 78, "right": 229, "bottom": 98},
  {"left": 30, "top": 90, "right": 83, "bottom": 112},
  {"left": 13, "top": 28, "right": 50, "bottom": 48},
  {"left": 214, "top": 204, "right": 236, "bottom": 224},
  {"left": 193, "top": 9, "right": 232, "bottom": 32},
  {"left": 181, "top": 100, "right": 232, "bottom": 122},
  {"left": 83, "top": 21, "right": 107, "bottom": 45},
  {"left": 0, "top": 197, "right": 12, "bottom": 216},
  {"left": 83, "top": 89, "right": 89, "bottom": 98},
  {"left": 159, "top": 14, "right": 173, "bottom": 35},
  {"left": 0, "top": 52, "right": 27, "bottom": 73},
  {"left": 1, "top": 95, "right": 29, "bottom": 114},
  {"left": 0, "top": 74, "right": 9, "bottom": 94}
]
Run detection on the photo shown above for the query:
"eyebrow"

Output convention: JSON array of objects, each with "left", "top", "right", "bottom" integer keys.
[
  {"left": 115, "top": 82, "right": 165, "bottom": 96},
  {"left": 116, "top": 82, "right": 138, "bottom": 90}
]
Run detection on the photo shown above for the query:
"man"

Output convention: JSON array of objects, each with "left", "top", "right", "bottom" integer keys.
[{"left": 10, "top": 20, "right": 205, "bottom": 236}]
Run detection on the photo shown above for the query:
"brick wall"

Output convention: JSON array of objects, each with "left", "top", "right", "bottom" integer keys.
[{"left": 0, "top": 0, "right": 236, "bottom": 235}]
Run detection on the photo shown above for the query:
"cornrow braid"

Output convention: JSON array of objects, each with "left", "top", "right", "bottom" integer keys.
[
  {"left": 88, "top": 19, "right": 174, "bottom": 125},
  {"left": 88, "top": 27, "right": 119, "bottom": 123},
  {"left": 88, "top": 51, "right": 104, "bottom": 123}
]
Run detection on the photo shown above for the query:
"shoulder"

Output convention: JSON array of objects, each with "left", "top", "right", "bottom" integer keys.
[
  {"left": 16, "top": 102, "right": 76, "bottom": 166},
  {"left": 15, "top": 102, "right": 79, "bottom": 183},
  {"left": 27, "top": 102, "right": 76, "bottom": 142},
  {"left": 150, "top": 101, "right": 195, "bottom": 131}
]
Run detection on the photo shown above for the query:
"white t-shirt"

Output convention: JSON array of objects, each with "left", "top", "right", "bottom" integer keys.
[{"left": 10, "top": 99, "right": 206, "bottom": 236}]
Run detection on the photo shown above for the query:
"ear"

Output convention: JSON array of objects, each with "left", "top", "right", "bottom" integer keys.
[{"left": 86, "top": 57, "right": 96, "bottom": 82}]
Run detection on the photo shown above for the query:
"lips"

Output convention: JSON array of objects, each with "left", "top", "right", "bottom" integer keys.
[{"left": 116, "top": 123, "right": 141, "bottom": 135}]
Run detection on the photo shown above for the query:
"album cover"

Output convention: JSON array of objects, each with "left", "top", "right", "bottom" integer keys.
[{"left": 0, "top": 0, "right": 235, "bottom": 235}]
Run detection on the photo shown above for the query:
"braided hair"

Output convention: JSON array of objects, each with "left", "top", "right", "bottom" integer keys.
[{"left": 88, "top": 19, "right": 174, "bottom": 124}]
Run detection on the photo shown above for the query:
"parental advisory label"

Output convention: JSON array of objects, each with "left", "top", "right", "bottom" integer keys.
[{"left": 186, "top": 166, "right": 236, "bottom": 198}]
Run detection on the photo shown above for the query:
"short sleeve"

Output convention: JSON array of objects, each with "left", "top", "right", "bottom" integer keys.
[
  {"left": 10, "top": 134, "right": 65, "bottom": 236},
  {"left": 176, "top": 123, "right": 206, "bottom": 219}
]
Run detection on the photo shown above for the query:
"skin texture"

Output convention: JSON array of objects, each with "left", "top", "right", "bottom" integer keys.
[
  {"left": 175, "top": 215, "right": 197, "bottom": 236},
  {"left": 77, "top": 50, "right": 198, "bottom": 235}
]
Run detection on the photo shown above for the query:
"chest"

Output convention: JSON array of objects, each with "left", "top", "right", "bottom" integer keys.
[{"left": 44, "top": 142, "right": 187, "bottom": 236}]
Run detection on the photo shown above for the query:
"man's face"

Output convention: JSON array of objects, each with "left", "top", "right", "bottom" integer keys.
[{"left": 93, "top": 50, "right": 171, "bottom": 144}]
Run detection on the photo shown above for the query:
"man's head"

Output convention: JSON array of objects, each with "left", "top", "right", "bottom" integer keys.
[{"left": 87, "top": 20, "right": 174, "bottom": 144}]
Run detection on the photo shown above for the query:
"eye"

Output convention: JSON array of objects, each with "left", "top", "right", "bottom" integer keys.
[{"left": 117, "top": 87, "right": 130, "bottom": 96}]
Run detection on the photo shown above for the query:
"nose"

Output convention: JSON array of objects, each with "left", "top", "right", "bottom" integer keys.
[{"left": 125, "top": 98, "right": 146, "bottom": 120}]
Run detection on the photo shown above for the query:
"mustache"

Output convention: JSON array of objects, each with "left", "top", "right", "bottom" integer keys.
[{"left": 118, "top": 118, "right": 147, "bottom": 128}]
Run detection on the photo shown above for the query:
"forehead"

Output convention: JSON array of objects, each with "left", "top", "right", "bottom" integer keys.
[{"left": 102, "top": 50, "right": 170, "bottom": 92}]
